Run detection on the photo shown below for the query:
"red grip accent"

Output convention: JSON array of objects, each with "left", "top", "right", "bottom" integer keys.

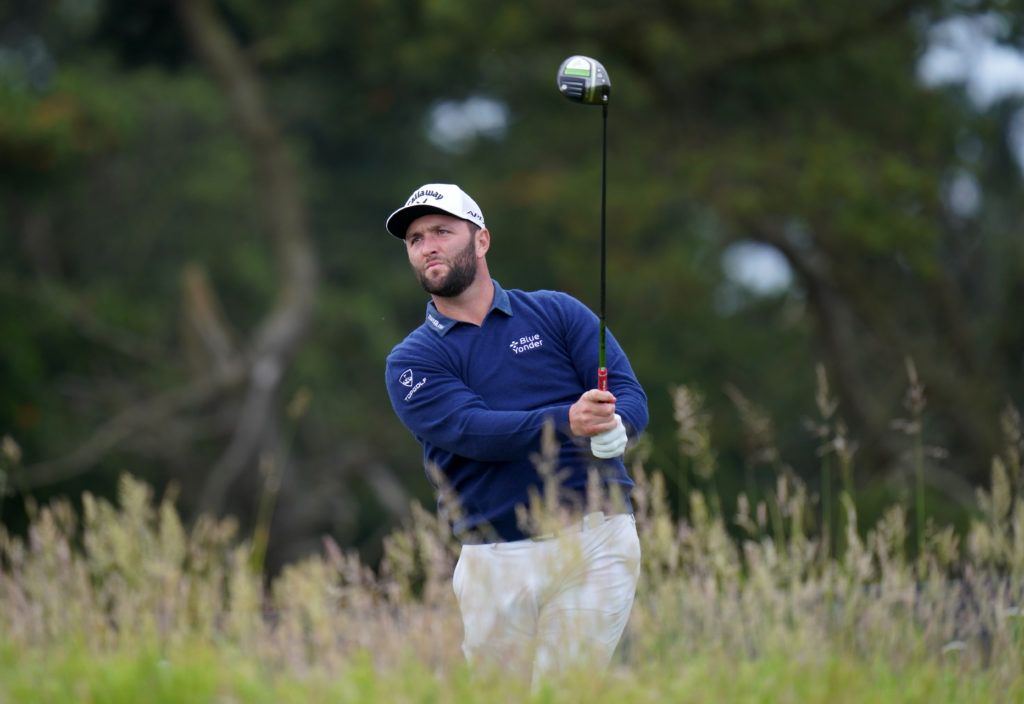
[{"left": 597, "top": 367, "right": 608, "bottom": 391}]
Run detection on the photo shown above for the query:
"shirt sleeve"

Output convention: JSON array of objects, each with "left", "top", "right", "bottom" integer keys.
[
  {"left": 385, "top": 347, "right": 572, "bottom": 462},
  {"left": 555, "top": 293, "right": 650, "bottom": 438}
]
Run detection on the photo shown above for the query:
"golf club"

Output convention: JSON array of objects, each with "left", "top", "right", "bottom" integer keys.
[{"left": 556, "top": 55, "right": 611, "bottom": 391}]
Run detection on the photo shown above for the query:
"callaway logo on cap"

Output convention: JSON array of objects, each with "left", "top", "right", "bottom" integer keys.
[{"left": 385, "top": 183, "right": 486, "bottom": 238}]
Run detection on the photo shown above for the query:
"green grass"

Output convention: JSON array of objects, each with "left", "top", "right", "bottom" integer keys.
[{"left": 0, "top": 640, "right": 1016, "bottom": 704}]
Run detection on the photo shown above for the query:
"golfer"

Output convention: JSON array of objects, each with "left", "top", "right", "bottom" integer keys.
[{"left": 383, "top": 183, "right": 648, "bottom": 684}]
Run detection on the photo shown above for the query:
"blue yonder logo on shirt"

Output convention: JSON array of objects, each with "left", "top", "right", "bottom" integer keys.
[{"left": 509, "top": 333, "right": 544, "bottom": 355}]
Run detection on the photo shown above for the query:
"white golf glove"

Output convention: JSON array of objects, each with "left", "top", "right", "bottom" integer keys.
[{"left": 591, "top": 414, "right": 627, "bottom": 459}]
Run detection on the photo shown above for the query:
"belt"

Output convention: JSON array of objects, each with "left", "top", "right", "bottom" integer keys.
[{"left": 529, "top": 510, "right": 622, "bottom": 541}]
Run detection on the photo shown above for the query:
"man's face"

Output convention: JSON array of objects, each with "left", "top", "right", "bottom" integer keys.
[{"left": 404, "top": 214, "right": 479, "bottom": 298}]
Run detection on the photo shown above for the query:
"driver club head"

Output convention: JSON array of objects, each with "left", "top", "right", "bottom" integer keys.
[{"left": 556, "top": 55, "right": 611, "bottom": 105}]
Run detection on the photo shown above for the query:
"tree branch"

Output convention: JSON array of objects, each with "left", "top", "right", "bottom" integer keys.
[
  {"left": 17, "top": 361, "right": 246, "bottom": 489},
  {"left": 708, "top": 0, "right": 926, "bottom": 73},
  {"left": 176, "top": 0, "right": 317, "bottom": 516},
  {"left": 753, "top": 220, "right": 999, "bottom": 481},
  {"left": 743, "top": 220, "right": 903, "bottom": 471}
]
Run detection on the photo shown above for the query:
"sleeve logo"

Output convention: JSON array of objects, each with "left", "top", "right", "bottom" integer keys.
[
  {"left": 399, "top": 369, "right": 414, "bottom": 387},
  {"left": 404, "top": 376, "right": 428, "bottom": 402}
]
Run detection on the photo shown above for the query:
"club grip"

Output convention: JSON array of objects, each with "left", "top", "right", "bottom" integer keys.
[{"left": 597, "top": 366, "right": 608, "bottom": 391}]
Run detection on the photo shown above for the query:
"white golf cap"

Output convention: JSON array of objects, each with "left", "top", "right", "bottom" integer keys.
[{"left": 385, "top": 183, "right": 486, "bottom": 239}]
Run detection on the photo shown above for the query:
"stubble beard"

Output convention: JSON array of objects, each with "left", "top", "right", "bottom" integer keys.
[{"left": 417, "top": 238, "right": 478, "bottom": 298}]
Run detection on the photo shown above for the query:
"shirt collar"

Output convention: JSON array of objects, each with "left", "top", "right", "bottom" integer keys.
[{"left": 424, "top": 279, "right": 513, "bottom": 337}]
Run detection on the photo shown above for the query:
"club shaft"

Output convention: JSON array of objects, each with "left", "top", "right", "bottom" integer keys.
[{"left": 598, "top": 102, "right": 608, "bottom": 391}]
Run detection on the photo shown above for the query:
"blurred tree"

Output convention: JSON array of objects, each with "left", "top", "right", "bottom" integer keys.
[{"left": 1, "top": 0, "right": 1022, "bottom": 567}]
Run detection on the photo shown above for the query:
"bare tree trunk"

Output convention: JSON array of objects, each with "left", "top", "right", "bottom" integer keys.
[
  {"left": 176, "top": 0, "right": 317, "bottom": 515},
  {"left": 750, "top": 219, "right": 999, "bottom": 489},
  {"left": 18, "top": 1, "right": 317, "bottom": 509},
  {"left": 745, "top": 220, "right": 901, "bottom": 469}
]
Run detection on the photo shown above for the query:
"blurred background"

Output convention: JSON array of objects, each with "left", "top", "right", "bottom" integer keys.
[{"left": 2, "top": 0, "right": 1022, "bottom": 572}]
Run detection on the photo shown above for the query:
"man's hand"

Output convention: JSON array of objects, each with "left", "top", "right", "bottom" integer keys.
[
  {"left": 591, "top": 414, "right": 627, "bottom": 458},
  {"left": 569, "top": 389, "right": 618, "bottom": 436}
]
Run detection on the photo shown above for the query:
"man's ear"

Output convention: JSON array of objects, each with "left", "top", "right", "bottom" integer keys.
[{"left": 475, "top": 228, "right": 491, "bottom": 257}]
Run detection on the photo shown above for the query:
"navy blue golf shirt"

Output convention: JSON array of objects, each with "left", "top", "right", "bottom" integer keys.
[{"left": 385, "top": 280, "right": 648, "bottom": 543}]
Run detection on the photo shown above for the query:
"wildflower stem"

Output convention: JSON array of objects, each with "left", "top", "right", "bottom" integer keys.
[
  {"left": 838, "top": 452, "right": 853, "bottom": 556},
  {"left": 251, "top": 456, "right": 281, "bottom": 575},
  {"left": 821, "top": 453, "right": 832, "bottom": 560},
  {"left": 914, "top": 428, "right": 925, "bottom": 558},
  {"left": 768, "top": 463, "right": 787, "bottom": 549}
]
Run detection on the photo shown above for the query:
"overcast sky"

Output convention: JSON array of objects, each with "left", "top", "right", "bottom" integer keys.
[{"left": 919, "top": 12, "right": 1024, "bottom": 172}]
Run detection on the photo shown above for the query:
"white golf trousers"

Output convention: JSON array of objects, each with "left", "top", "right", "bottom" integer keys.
[{"left": 452, "top": 512, "right": 641, "bottom": 685}]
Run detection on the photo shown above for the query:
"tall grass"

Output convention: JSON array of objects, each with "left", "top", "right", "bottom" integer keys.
[{"left": 2, "top": 391, "right": 1023, "bottom": 702}]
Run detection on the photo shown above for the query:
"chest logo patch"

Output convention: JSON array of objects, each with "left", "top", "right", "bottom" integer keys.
[{"left": 510, "top": 333, "right": 544, "bottom": 355}]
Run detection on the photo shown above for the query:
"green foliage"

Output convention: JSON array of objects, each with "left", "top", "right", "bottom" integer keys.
[
  {"left": 0, "top": 643, "right": 1013, "bottom": 703},
  {"left": 2, "top": 0, "right": 1024, "bottom": 566}
]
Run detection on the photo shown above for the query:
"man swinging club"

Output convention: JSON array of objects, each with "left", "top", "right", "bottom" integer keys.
[{"left": 383, "top": 55, "right": 645, "bottom": 686}]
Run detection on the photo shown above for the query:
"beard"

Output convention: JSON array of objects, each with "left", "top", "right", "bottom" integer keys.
[{"left": 416, "top": 237, "right": 478, "bottom": 298}]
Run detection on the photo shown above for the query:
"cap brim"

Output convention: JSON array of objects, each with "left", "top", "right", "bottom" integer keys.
[{"left": 385, "top": 205, "right": 451, "bottom": 239}]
